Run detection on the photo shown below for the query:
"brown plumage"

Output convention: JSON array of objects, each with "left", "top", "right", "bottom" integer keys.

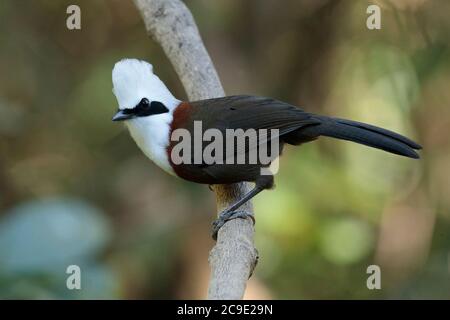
[{"left": 167, "top": 95, "right": 420, "bottom": 190}]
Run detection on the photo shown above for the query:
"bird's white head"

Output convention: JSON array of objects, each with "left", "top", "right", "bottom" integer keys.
[
  {"left": 112, "top": 59, "right": 180, "bottom": 121},
  {"left": 111, "top": 59, "right": 180, "bottom": 175}
]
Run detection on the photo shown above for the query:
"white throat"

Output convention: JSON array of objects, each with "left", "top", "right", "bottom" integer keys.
[
  {"left": 126, "top": 113, "right": 176, "bottom": 175},
  {"left": 112, "top": 59, "right": 181, "bottom": 176}
]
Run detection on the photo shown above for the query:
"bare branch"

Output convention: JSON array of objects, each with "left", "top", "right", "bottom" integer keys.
[{"left": 133, "top": 0, "right": 258, "bottom": 299}]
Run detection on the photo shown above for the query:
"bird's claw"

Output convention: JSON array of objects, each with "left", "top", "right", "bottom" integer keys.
[{"left": 211, "top": 210, "right": 255, "bottom": 240}]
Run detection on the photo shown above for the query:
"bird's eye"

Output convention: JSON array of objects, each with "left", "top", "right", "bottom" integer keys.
[{"left": 139, "top": 98, "right": 150, "bottom": 109}]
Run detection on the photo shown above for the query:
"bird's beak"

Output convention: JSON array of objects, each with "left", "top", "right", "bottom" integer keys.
[{"left": 112, "top": 110, "right": 134, "bottom": 122}]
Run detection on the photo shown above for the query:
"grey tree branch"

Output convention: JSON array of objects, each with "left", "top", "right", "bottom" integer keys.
[{"left": 133, "top": 0, "right": 258, "bottom": 299}]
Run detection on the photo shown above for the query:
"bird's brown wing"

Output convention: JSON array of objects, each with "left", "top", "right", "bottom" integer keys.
[
  {"left": 187, "top": 95, "right": 318, "bottom": 158},
  {"left": 166, "top": 95, "right": 317, "bottom": 183},
  {"left": 189, "top": 95, "right": 316, "bottom": 132}
]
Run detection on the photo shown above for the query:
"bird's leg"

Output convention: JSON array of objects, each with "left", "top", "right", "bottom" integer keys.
[{"left": 211, "top": 186, "right": 263, "bottom": 240}]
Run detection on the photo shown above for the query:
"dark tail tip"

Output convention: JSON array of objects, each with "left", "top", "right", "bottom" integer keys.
[{"left": 406, "top": 149, "right": 420, "bottom": 159}]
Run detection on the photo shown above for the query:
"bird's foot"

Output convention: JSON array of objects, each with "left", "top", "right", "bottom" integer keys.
[{"left": 211, "top": 210, "right": 255, "bottom": 240}]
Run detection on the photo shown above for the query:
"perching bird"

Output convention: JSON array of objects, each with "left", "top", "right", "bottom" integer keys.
[{"left": 112, "top": 59, "right": 421, "bottom": 239}]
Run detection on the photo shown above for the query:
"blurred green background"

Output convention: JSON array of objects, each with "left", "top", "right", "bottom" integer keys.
[{"left": 0, "top": 0, "right": 449, "bottom": 299}]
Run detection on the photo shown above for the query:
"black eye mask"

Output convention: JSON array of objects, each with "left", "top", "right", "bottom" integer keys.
[{"left": 121, "top": 98, "right": 169, "bottom": 117}]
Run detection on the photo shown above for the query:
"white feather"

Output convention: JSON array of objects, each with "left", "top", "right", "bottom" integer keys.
[{"left": 112, "top": 59, "right": 181, "bottom": 176}]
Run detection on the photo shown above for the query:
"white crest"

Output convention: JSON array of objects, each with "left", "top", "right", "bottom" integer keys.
[{"left": 112, "top": 58, "right": 179, "bottom": 110}]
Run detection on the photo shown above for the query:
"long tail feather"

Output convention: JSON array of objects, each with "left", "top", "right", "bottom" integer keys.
[{"left": 298, "top": 116, "right": 422, "bottom": 159}]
